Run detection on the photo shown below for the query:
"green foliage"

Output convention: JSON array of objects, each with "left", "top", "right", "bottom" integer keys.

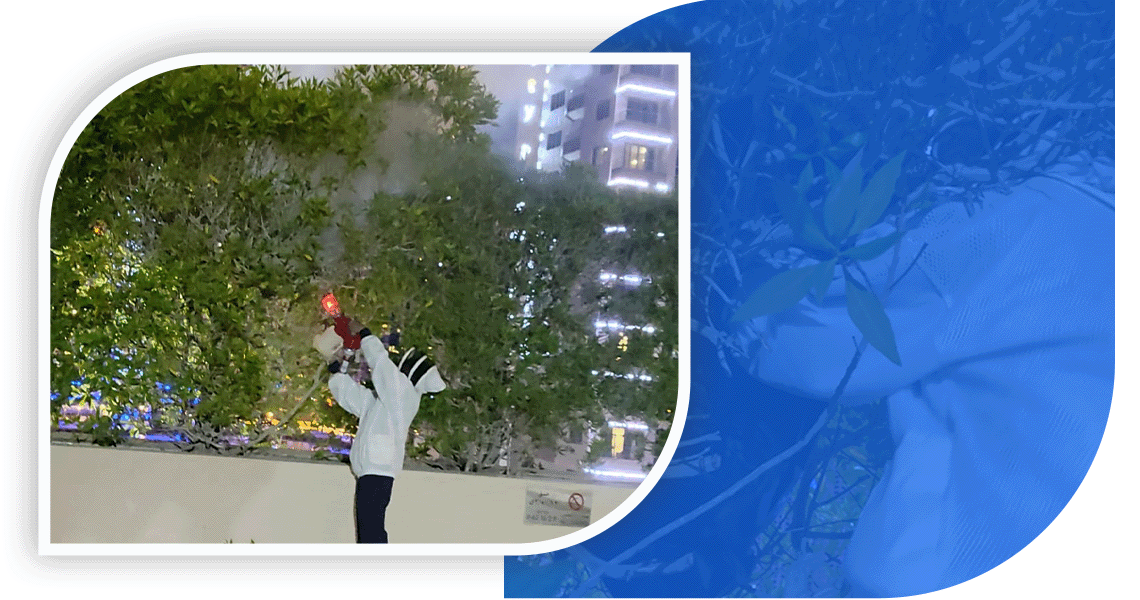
[
  {"left": 733, "top": 262, "right": 832, "bottom": 324},
  {"left": 51, "top": 64, "right": 501, "bottom": 452},
  {"left": 324, "top": 139, "right": 678, "bottom": 472},
  {"left": 843, "top": 274, "right": 900, "bottom": 366},
  {"left": 50, "top": 63, "right": 677, "bottom": 471},
  {"left": 733, "top": 150, "right": 907, "bottom": 364}
]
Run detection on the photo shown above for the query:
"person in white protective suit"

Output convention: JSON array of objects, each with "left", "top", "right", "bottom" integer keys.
[
  {"left": 313, "top": 318, "right": 446, "bottom": 543},
  {"left": 738, "top": 155, "right": 1113, "bottom": 595}
]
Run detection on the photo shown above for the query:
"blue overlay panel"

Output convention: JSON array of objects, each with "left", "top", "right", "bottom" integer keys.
[{"left": 506, "top": 1, "right": 1114, "bottom": 596}]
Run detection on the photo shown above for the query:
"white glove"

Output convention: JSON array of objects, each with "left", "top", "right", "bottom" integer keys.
[{"left": 312, "top": 326, "right": 344, "bottom": 362}]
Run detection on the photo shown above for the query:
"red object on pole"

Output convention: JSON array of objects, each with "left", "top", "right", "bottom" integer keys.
[
  {"left": 334, "top": 315, "right": 361, "bottom": 349},
  {"left": 322, "top": 293, "right": 360, "bottom": 350},
  {"left": 321, "top": 293, "right": 341, "bottom": 316}
]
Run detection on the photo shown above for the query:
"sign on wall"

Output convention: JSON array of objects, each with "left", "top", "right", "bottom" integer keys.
[{"left": 524, "top": 487, "right": 593, "bottom": 527}]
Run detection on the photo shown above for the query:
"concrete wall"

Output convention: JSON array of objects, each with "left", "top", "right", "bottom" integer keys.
[{"left": 50, "top": 443, "right": 637, "bottom": 544}]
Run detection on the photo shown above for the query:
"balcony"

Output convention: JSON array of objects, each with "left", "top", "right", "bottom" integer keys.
[
  {"left": 565, "top": 94, "right": 586, "bottom": 121},
  {"left": 607, "top": 166, "right": 671, "bottom": 193},
  {"left": 609, "top": 118, "right": 675, "bottom": 147},
  {"left": 562, "top": 137, "right": 582, "bottom": 162},
  {"left": 616, "top": 70, "right": 677, "bottom": 100}
]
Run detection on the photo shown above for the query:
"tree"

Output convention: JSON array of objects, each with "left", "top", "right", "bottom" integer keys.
[
  {"left": 317, "top": 139, "right": 679, "bottom": 473},
  {"left": 51, "top": 64, "right": 498, "bottom": 450},
  {"left": 50, "top": 62, "right": 679, "bottom": 475}
]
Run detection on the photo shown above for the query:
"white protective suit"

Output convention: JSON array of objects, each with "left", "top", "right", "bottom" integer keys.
[
  {"left": 317, "top": 328, "right": 446, "bottom": 479},
  {"left": 741, "top": 156, "right": 1114, "bottom": 595}
]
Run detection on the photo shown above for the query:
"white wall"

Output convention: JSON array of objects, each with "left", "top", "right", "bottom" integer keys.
[{"left": 50, "top": 444, "right": 636, "bottom": 544}]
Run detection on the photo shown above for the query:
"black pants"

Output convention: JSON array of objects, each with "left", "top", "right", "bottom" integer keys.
[{"left": 354, "top": 474, "right": 395, "bottom": 543}]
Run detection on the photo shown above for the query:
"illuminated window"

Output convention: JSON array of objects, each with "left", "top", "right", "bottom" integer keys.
[
  {"left": 625, "top": 98, "right": 659, "bottom": 125},
  {"left": 610, "top": 427, "right": 625, "bottom": 457},
  {"left": 550, "top": 90, "right": 565, "bottom": 110},
  {"left": 522, "top": 104, "right": 536, "bottom": 123},
  {"left": 596, "top": 99, "right": 611, "bottom": 120},
  {"left": 527, "top": 78, "right": 537, "bottom": 94},
  {"left": 592, "top": 146, "right": 609, "bottom": 167},
  {"left": 624, "top": 144, "right": 656, "bottom": 172},
  {"left": 519, "top": 143, "right": 532, "bottom": 161}
]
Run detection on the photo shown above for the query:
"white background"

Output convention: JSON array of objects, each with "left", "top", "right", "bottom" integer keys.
[{"left": 3, "top": 1, "right": 1133, "bottom": 597}]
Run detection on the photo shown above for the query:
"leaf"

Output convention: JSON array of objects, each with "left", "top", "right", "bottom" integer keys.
[
  {"left": 824, "top": 157, "right": 841, "bottom": 186},
  {"left": 844, "top": 274, "right": 901, "bottom": 365},
  {"left": 841, "top": 230, "right": 905, "bottom": 261},
  {"left": 850, "top": 151, "right": 906, "bottom": 234},
  {"left": 733, "top": 263, "right": 824, "bottom": 323},
  {"left": 823, "top": 149, "right": 864, "bottom": 240},
  {"left": 795, "top": 161, "right": 814, "bottom": 196},
  {"left": 773, "top": 178, "right": 834, "bottom": 253},
  {"left": 771, "top": 102, "right": 797, "bottom": 139},
  {"left": 810, "top": 258, "right": 836, "bottom": 302}
]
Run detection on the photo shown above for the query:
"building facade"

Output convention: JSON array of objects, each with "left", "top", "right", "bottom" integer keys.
[{"left": 512, "top": 64, "right": 680, "bottom": 195}]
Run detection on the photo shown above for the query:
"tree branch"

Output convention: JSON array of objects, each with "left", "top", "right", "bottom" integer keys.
[
  {"left": 243, "top": 363, "right": 327, "bottom": 450},
  {"left": 568, "top": 344, "right": 866, "bottom": 596},
  {"left": 770, "top": 68, "right": 875, "bottom": 98}
]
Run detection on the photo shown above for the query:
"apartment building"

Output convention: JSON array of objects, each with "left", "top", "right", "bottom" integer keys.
[{"left": 511, "top": 63, "right": 680, "bottom": 194}]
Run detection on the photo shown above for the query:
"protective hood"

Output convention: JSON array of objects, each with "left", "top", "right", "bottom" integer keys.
[{"left": 395, "top": 348, "right": 446, "bottom": 394}]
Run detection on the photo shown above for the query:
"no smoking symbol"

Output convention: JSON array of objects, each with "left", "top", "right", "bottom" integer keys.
[{"left": 568, "top": 493, "right": 584, "bottom": 511}]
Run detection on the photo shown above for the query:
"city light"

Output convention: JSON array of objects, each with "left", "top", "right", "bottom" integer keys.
[
  {"left": 519, "top": 144, "right": 532, "bottom": 161},
  {"left": 608, "top": 420, "right": 650, "bottom": 431},
  {"left": 592, "top": 369, "right": 655, "bottom": 382},
  {"left": 592, "top": 320, "right": 655, "bottom": 333},
  {"left": 523, "top": 104, "right": 536, "bottom": 123},
  {"left": 584, "top": 467, "right": 648, "bottom": 481},
  {"left": 611, "top": 130, "right": 674, "bottom": 145},
  {"left": 655, "top": 182, "right": 670, "bottom": 193},
  {"left": 598, "top": 271, "right": 649, "bottom": 286},
  {"left": 527, "top": 78, "right": 537, "bottom": 94},
  {"left": 603, "top": 225, "right": 628, "bottom": 234},
  {"left": 607, "top": 177, "right": 651, "bottom": 189},
  {"left": 614, "top": 83, "right": 678, "bottom": 98}
]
